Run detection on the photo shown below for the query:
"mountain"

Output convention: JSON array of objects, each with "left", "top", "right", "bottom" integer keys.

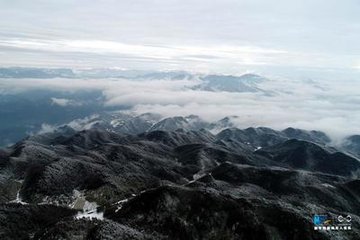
[
  {"left": 42, "top": 113, "right": 334, "bottom": 149},
  {"left": 0, "top": 67, "right": 76, "bottom": 78},
  {"left": 282, "top": 127, "right": 331, "bottom": 145},
  {"left": 215, "top": 127, "right": 287, "bottom": 151},
  {"left": 0, "top": 67, "right": 269, "bottom": 94},
  {"left": 148, "top": 115, "right": 208, "bottom": 132},
  {"left": 195, "top": 74, "right": 267, "bottom": 93},
  {"left": 97, "top": 112, "right": 162, "bottom": 135},
  {"left": 208, "top": 116, "right": 240, "bottom": 133},
  {"left": 0, "top": 67, "right": 260, "bottom": 82},
  {"left": 214, "top": 126, "right": 332, "bottom": 153},
  {"left": 0, "top": 69, "right": 275, "bottom": 147},
  {"left": 341, "top": 135, "right": 360, "bottom": 158},
  {"left": 255, "top": 139, "right": 360, "bottom": 177},
  {"left": 0, "top": 120, "right": 359, "bottom": 239},
  {"left": 137, "top": 71, "right": 193, "bottom": 80}
]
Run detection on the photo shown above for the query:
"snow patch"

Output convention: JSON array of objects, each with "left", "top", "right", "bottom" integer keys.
[
  {"left": 115, "top": 198, "right": 129, "bottom": 213},
  {"left": 110, "top": 119, "right": 125, "bottom": 128},
  {"left": 11, "top": 190, "right": 28, "bottom": 205},
  {"left": 70, "top": 190, "right": 104, "bottom": 220},
  {"left": 321, "top": 183, "right": 336, "bottom": 189},
  {"left": 75, "top": 210, "right": 104, "bottom": 220}
]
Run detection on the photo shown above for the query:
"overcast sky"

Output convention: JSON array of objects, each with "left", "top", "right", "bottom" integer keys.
[{"left": 0, "top": 0, "right": 360, "bottom": 75}]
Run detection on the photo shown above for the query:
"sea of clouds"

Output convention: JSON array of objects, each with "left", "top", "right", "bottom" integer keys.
[{"left": 0, "top": 74, "right": 359, "bottom": 142}]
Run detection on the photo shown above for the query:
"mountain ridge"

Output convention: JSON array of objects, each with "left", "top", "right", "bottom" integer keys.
[{"left": 0, "top": 115, "right": 359, "bottom": 239}]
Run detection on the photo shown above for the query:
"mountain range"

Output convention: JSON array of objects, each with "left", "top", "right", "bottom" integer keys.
[
  {"left": 0, "top": 113, "right": 359, "bottom": 239},
  {"left": 0, "top": 67, "right": 274, "bottom": 147}
]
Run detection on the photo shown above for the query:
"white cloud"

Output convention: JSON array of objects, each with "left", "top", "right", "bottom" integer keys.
[
  {"left": 354, "top": 64, "right": 360, "bottom": 70},
  {"left": 1, "top": 74, "right": 360, "bottom": 141},
  {"left": 0, "top": 37, "right": 357, "bottom": 71},
  {"left": 0, "top": 0, "right": 359, "bottom": 71},
  {"left": 1, "top": 1, "right": 359, "bottom": 142},
  {"left": 36, "top": 115, "right": 100, "bottom": 134},
  {"left": 37, "top": 123, "right": 57, "bottom": 135},
  {"left": 0, "top": 37, "right": 290, "bottom": 68},
  {"left": 51, "top": 97, "right": 81, "bottom": 107}
]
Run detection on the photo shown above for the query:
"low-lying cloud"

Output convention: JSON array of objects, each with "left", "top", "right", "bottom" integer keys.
[
  {"left": 51, "top": 97, "right": 82, "bottom": 107},
  {"left": 1, "top": 74, "right": 359, "bottom": 141}
]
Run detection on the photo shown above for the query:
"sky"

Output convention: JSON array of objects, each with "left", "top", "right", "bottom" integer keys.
[
  {"left": 0, "top": 0, "right": 360, "bottom": 140},
  {"left": 0, "top": 0, "right": 360, "bottom": 75}
]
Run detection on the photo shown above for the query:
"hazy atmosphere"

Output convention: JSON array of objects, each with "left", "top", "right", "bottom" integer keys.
[
  {"left": 1, "top": 1, "right": 360, "bottom": 239},
  {"left": 1, "top": 74, "right": 359, "bottom": 141},
  {"left": 0, "top": 0, "right": 360, "bottom": 139}
]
